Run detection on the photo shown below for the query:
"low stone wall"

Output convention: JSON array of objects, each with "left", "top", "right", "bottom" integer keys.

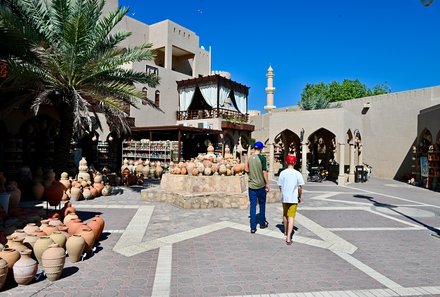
[{"left": 140, "top": 174, "right": 280, "bottom": 209}]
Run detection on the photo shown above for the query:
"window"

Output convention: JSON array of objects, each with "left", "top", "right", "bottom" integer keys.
[
  {"left": 155, "top": 90, "right": 160, "bottom": 107},
  {"left": 146, "top": 65, "right": 158, "bottom": 76}
]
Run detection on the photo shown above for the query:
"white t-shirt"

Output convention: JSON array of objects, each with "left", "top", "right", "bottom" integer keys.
[{"left": 277, "top": 168, "right": 305, "bottom": 203}]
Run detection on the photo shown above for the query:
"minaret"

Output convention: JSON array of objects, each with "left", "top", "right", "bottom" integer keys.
[{"left": 264, "top": 65, "right": 276, "bottom": 113}]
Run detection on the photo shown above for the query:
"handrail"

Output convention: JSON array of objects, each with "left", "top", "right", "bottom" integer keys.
[{"left": 176, "top": 108, "right": 248, "bottom": 123}]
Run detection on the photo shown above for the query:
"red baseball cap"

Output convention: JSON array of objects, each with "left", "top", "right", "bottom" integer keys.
[{"left": 285, "top": 154, "right": 297, "bottom": 165}]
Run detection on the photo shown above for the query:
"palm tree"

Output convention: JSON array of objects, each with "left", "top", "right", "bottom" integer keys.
[{"left": 0, "top": 0, "right": 160, "bottom": 175}]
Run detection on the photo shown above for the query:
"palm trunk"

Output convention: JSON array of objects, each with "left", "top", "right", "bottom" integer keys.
[{"left": 53, "top": 103, "right": 75, "bottom": 177}]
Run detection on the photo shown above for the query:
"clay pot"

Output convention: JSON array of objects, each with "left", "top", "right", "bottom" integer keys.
[
  {"left": 59, "top": 172, "right": 71, "bottom": 190},
  {"left": 93, "top": 183, "right": 104, "bottom": 195},
  {"left": 33, "top": 230, "right": 47, "bottom": 237},
  {"left": 155, "top": 165, "right": 163, "bottom": 178},
  {"left": 48, "top": 218, "right": 63, "bottom": 227},
  {"left": 32, "top": 182, "right": 45, "bottom": 200},
  {"left": 11, "top": 229, "right": 26, "bottom": 241},
  {"left": 66, "top": 234, "right": 85, "bottom": 263},
  {"left": 23, "top": 234, "right": 39, "bottom": 250},
  {"left": 66, "top": 219, "right": 83, "bottom": 235},
  {"left": 0, "top": 257, "right": 7, "bottom": 290},
  {"left": 23, "top": 223, "right": 39, "bottom": 235},
  {"left": 89, "top": 186, "right": 98, "bottom": 198},
  {"left": 33, "top": 236, "right": 54, "bottom": 264},
  {"left": 92, "top": 215, "right": 105, "bottom": 237},
  {"left": 40, "top": 219, "right": 50, "bottom": 230},
  {"left": 8, "top": 237, "right": 28, "bottom": 252},
  {"left": 142, "top": 165, "right": 150, "bottom": 178},
  {"left": 82, "top": 188, "right": 92, "bottom": 200},
  {"left": 13, "top": 249, "right": 37, "bottom": 285},
  {"left": 49, "top": 231, "right": 67, "bottom": 249},
  {"left": 42, "top": 225, "right": 58, "bottom": 236},
  {"left": 191, "top": 168, "right": 199, "bottom": 176},
  {"left": 7, "top": 181, "right": 21, "bottom": 209},
  {"left": 45, "top": 181, "right": 65, "bottom": 207},
  {"left": 41, "top": 243, "right": 65, "bottom": 281},
  {"left": 87, "top": 219, "right": 102, "bottom": 242},
  {"left": 70, "top": 187, "right": 82, "bottom": 201},
  {"left": 76, "top": 228, "right": 95, "bottom": 253},
  {"left": 63, "top": 213, "right": 79, "bottom": 225},
  {"left": 0, "top": 248, "right": 20, "bottom": 269},
  {"left": 101, "top": 186, "right": 110, "bottom": 196},
  {"left": 93, "top": 173, "right": 103, "bottom": 184},
  {"left": 64, "top": 206, "right": 76, "bottom": 218},
  {"left": 219, "top": 164, "right": 227, "bottom": 176},
  {"left": 56, "top": 225, "right": 70, "bottom": 240}
]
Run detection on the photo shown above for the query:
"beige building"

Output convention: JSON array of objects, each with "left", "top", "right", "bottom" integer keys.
[{"left": 252, "top": 67, "right": 440, "bottom": 188}]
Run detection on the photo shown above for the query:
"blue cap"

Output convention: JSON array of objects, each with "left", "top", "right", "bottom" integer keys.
[{"left": 254, "top": 141, "right": 264, "bottom": 150}]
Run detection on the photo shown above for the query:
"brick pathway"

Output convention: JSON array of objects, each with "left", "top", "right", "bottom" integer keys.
[{"left": 3, "top": 177, "right": 440, "bottom": 297}]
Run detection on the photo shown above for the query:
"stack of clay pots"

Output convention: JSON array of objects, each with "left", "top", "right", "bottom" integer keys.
[
  {"left": 0, "top": 202, "right": 106, "bottom": 289},
  {"left": 169, "top": 144, "right": 246, "bottom": 177},
  {"left": 61, "top": 157, "right": 112, "bottom": 202}
]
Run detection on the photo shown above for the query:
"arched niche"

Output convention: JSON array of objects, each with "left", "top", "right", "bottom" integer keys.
[
  {"left": 308, "top": 127, "right": 336, "bottom": 167},
  {"left": 273, "top": 129, "right": 301, "bottom": 167}
]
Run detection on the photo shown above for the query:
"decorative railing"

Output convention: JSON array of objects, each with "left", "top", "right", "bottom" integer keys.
[{"left": 176, "top": 108, "right": 248, "bottom": 123}]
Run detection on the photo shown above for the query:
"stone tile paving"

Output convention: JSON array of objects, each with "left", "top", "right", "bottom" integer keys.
[
  {"left": 335, "top": 230, "right": 440, "bottom": 288},
  {"left": 300, "top": 209, "right": 411, "bottom": 228},
  {"left": 170, "top": 228, "right": 385, "bottom": 297},
  {"left": 4, "top": 178, "right": 440, "bottom": 297}
]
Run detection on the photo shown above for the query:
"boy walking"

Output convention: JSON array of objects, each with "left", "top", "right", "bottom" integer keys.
[
  {"left": 245, "top": 141, "right": 270, "bottom": 233},
  {"left": 278, "top": 154, "right": 304, "bottom": 245}
]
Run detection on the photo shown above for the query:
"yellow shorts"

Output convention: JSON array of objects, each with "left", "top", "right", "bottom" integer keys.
[{"left": 283, "top": 203, "right": 298, "bottom": 218}]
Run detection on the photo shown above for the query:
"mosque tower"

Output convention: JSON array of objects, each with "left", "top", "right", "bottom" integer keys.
[{"left": 264, "top": 65, "right": 276, "bottom": 113}]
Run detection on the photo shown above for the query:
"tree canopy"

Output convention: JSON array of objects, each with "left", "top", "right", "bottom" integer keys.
[
  {"left": 0, "top": 0, "right": 160, "bottom": 174},
  {"left": 299, "top": 79, "right": 390, "bottom": 109}
]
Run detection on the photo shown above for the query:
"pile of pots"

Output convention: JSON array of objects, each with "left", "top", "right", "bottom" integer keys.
[
  {"left": 168, "top": 144, "right": 246, "bottom": 176},
  {"left": 0, "top": 202, "right": 105, "bottom": 289}
]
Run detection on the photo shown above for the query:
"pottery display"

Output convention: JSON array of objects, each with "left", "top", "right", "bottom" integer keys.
[
  {"left": 13, "top": 249, "right": 38, "bottom": 285},
  {"left": 66, "top": 234, "right": 85, "bottom": 263},
  {"left": 41, "top": 243, "right": 66, "bottom": 281}
]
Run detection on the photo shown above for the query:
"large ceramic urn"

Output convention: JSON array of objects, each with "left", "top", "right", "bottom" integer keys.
[
  {"left": 41, "top": 243, "right": 66, "bottom": 281},
  {"left": 33, "top": 236, "right": 54, "bottom": 265},
  {"left": 13, "top": 249, "right": 38, "bottom": 285},
  {"left": 45, "top": 181, "right": 65, "bottom": 207},
  {"left": 66, "top": 234, "right": 85, "bottom": 263}
]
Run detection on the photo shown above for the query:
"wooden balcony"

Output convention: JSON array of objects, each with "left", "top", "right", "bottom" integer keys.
[{"left": 176, "top": 108, "right": 249, "bottom": 123}]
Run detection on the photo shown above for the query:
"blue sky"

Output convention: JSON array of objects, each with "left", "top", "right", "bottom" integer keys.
[{"left": 119, "top": 0, "right": 440, "bottom": 111}]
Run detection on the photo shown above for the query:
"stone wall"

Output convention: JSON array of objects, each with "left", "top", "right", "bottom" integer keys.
[{"left": 140, "top": 174, "right": 280, "bottom": 209}]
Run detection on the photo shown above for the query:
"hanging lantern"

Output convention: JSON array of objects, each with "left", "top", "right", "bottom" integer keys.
[
  {"left": 420, "top": 0, "right": 435, "bottom": 7},
  {"left": 0, "top": 60, "right": 8, "bottom": 79}
]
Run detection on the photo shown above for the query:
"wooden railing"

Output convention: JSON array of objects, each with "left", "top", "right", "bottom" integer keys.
[{"left": 176, "top": 108, "right": 248, "bottom": 123}]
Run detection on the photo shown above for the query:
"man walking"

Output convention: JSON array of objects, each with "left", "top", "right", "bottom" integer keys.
[
  {"left": 278, "top": 154, "right": 304, "bottom": 245},
  {"left": 245, "top": 141, "right": 270, "bottom": 233}
]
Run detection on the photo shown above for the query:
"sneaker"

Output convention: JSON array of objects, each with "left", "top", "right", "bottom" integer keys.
[
  {"left": 250, "top": 229, "right": 257, "bottom": 234},
  {"left": 260, "top": 221, "right": 269, "bottom": 229}
]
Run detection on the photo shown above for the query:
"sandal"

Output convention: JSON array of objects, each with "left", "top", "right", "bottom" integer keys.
[{"left": 286, "top": 240, "right": 292, "bottom": 245}]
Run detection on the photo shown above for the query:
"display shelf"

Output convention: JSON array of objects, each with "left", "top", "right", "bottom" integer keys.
[
  {"left": 97, "top": 141, "right": 118, "bottom": 171},
  {"left": 122, "top": 140, "right": 181, "bottom": 163}
]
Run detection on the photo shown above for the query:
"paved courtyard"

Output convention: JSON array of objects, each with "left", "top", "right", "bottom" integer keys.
[{"left": 3, "top": 177, "right": 440, "bottom": 297}]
